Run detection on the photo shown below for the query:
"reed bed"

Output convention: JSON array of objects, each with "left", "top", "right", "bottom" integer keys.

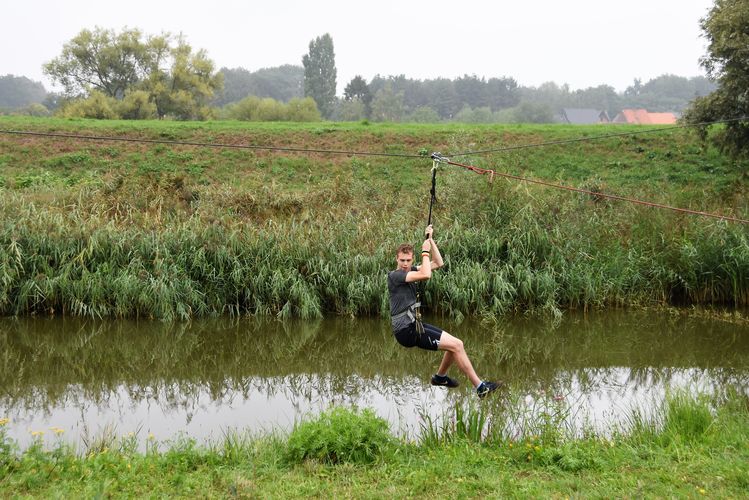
[{"left": 0, "top": 184, "right": 747, "bottom": 320}]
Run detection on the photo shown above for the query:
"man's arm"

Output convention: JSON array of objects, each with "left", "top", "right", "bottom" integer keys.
[
  {"left": 430, "top": 236, "right": 444, "bottom": 270},
  {"left": 423, "top": 224, "right": 444, "bottom": 270},
  {"left": 405, "top": 238, "right": 433, "bottom": 283}
]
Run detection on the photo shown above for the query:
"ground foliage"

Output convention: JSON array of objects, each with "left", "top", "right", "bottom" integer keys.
[
  {"left": 0, "top": 117, "right": 747, "bottom": 320},
  {"left": 0, "top": 391, "right": 747, "bottom": 497}
]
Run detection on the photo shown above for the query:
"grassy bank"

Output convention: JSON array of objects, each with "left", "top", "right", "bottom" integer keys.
[
  {"left": 1, "top": 391, "right": 747, "bottom": 497},
  {"left": 1, "top": 117, "right": 748, "bottom": 319}
]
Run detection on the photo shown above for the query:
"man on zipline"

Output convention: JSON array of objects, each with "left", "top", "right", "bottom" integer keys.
[{"left": 388, "top": 224, "right": 500, "bottom": 398}]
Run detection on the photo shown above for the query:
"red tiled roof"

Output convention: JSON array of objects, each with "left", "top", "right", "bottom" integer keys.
[
  {"left": 647, "top": 112, "right": 677, "bottom": 124},
  {"left": 615, "top": 109, "right": 677, "bottom": 124}
]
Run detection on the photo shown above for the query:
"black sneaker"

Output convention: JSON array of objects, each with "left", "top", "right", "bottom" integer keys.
[
  {"left": 477, "top": 381, "right": 501, "bottom": 399},
  {"left": 430, "top": 374, "right": 459, "bottom": 388}
]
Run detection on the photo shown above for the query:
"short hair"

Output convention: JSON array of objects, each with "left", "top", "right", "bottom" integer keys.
[{"left": 396, "top": 243, "right": 414, "bottom": 256}]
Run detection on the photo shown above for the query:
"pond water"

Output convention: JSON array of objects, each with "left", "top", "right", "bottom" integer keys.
[{"left": 1, "top": 311, "right": 748, "bottom": 449}]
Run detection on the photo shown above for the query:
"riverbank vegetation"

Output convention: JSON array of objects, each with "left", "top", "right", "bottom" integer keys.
[
  {"left": 0, "top": 117, "right": 747, "bottom": 320},
  {"left": 1, "top": 391, "right": 747, "bottom": 497}
]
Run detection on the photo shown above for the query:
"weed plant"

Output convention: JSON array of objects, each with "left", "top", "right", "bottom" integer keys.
[{"left": 284, "top": 407, "right": 393, "bottom": 465}]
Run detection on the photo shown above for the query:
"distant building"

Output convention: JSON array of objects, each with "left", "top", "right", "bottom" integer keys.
[
  {"left": 560, "top": 108, "right": 610, "bottom": 124},
  {"left": 612, "top": 109, "right": 678, "bottom": 124}
]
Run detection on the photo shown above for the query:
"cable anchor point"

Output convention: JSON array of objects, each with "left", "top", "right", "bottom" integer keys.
[{"left": 430, "top": 152, "right": 448, "bottom": 172}]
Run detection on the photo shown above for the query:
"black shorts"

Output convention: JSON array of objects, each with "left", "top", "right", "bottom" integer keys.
[{"left": 393, "top": 322, "right": 443, "bottom": 351}]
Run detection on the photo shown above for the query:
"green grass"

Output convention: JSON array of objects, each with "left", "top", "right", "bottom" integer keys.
[
  {"left": 1, "top": 391, "right": 747, "bottom": 497},
  {"left": 0, "top": 117, "right": 747, "bottom": 319}
]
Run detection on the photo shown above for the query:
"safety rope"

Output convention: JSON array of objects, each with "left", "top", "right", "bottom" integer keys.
[
  {"left": 425, "top": 155, "right": 440, "bottom": 238},
  {"left": 440, "top": 156, "right": 749, "bottom": 224}
]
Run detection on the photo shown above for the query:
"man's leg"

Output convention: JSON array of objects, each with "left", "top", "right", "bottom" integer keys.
[{"left": 437, "top": 331, "right": 482, "bottom": 388}]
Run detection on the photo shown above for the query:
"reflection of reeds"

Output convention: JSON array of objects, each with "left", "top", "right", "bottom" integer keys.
[{"left": 1, "top": 314, "right": 748, "bottom": 414}]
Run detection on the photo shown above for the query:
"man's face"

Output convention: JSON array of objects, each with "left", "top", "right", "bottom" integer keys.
[{"left": 396, "top": 251, "right": 413, "bottom": 272}]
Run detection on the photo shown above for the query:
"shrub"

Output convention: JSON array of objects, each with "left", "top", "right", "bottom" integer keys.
[
  {"left": 118, "top": 91, "right": 157, "bottom": 120},
  {"left": 225, "top": 96, "right": 320, "bottom": 122},
  {"left": 59, "top": 90, "right": 118, "bottom": 119},
  {"left": 253, "top": 98, "right": 284, "bottom": 121},
  {"left": 285, "top": 407, "right": 392, "bottom": 465},
  {"left": 225, "top": 96, "right": 261, "bottom": 121}
]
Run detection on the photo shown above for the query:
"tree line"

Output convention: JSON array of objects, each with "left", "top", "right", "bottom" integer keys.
[
  {"left": 0, "top": 67, "right": 715, "bottom": 124},
  {"left": 0, "top": 27, "right": 717, "bottom": 123}
]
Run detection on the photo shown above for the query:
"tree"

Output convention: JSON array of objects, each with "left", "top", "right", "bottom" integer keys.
[
  {"left": 143, "top": 37, "right": 223, "bottom": 119},
  {"left": 43, "top": 27, "right": 158, "bottom": 98},
  {"left": 454, "top": 74, "right": 488, "bottom": 109},
  {"left": 343, "top": 75, "right": 372, "bottom": 118},
  {"left": 0, "top": 75, "right": 47, "bottom": 109},
  {"left": 43, "top": 27, "right": 222, "bottom": 120},
  {"left": 486, "top": 77, "right": 520, "bottom": 111},
  {"left": 370, "top": 84, "right": 404, "bottom": 122},
  {"left": 573, "top": 84, "right": 621, "bottom": 117},
  {"left": 407, "top": 106, "right": 440, "bottom": 123},
  {"left": 337, "top": 99, "right": 366, "bottom": 121},
  {"left": 215, "top": 65, "right": 303, "bottom": 106},
  {"left": 512, "top": 101, "right": 554, "bottom": 123},
  {"left": 424, "top": 78, "right": 460, "bottom": 119},
  {"left": 302, "top": 34, "right": 337, "bottom": 119},
  {"left": 684, "top": 0, "right": 749, "bottom": 159}
]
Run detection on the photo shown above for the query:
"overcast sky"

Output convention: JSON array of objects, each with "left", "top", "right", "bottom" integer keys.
[{"left": 4, "top": 0, "right": 715, "bottom": 95}]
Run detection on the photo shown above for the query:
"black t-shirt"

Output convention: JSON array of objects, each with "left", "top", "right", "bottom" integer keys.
[{"left": 387, "top": 266, "right": 419, "bottom": 332}]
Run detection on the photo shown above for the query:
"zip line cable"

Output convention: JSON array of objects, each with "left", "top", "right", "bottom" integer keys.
[
  {"left": 439, "top": 156, "right": 749, "bottom": 224},
  {"left": 1, "top": 120, "right": 747, "bottom": 223},
  {"left": 447, "top": 116, "right": 749, "bottom": 158}
]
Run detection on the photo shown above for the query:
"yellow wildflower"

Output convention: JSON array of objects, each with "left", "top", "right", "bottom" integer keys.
[
  {"left": 0, "top": 418, "right": 9, "bottom": 426},
  {"left": 148, "top": 433, "right": 155, "bottom": 440},
  {"left": 30, "top": 430, "right": 44, "bottom": 437}
]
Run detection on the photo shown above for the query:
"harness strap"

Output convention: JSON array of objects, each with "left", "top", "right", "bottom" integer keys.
[{"left": 391, "top": 301, "right": 421, "bottom": 322}]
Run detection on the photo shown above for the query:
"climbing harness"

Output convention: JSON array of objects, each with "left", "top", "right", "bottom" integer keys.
[{"left": 391, "top": 300, "right": 425, "bottom": 335}]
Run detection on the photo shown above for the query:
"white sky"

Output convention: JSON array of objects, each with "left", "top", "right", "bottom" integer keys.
[{"left": 4, "top": 0, "right": 715, "bottom": 95}]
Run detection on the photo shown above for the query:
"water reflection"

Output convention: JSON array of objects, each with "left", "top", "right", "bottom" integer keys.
[{"left": 1, "top": 312, "right": 747, "bottom": 447}]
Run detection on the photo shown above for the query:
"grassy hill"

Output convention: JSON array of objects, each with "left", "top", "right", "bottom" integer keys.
[{"left": 0, "top": 117, "right": 747, "bottom": 319}]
